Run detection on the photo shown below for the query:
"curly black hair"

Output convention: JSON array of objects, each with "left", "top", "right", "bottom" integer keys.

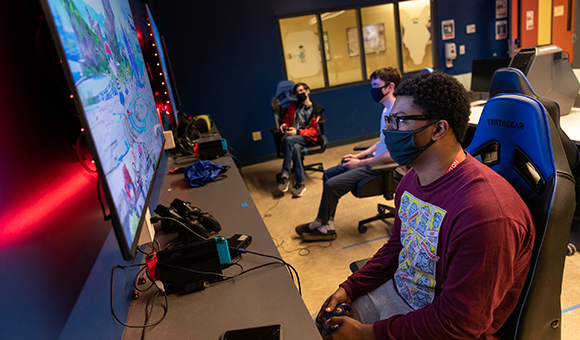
[{"left": 393, "top": 71, "right": 471, "bottom": 143}]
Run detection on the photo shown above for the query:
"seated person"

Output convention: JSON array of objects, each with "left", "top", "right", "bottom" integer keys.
[
  {"left": 296, "top": 67, "right": 400, "bottom": 241},
  {"left": 277, "top": 82, "right": 324, "bottom": 198},
  {"left": 316, "top": 71, "right": 535, "bottom": 339}
]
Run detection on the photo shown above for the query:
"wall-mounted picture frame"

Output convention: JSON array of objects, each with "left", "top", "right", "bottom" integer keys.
[{"left": 347, "top": 23, "right": 386, "bottom": 57}]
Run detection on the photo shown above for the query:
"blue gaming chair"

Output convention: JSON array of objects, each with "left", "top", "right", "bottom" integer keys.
[
  {"left": 467, "top": 93, "right": 575, "bottom": 339},
  {"left": 270, "top": 80, "right": 328, "bottom": 172}
]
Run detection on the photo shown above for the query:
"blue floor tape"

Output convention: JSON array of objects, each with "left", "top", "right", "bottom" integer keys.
[
  {"left": 562, "top": 303, "right": 580, "bottom": 314},
  {"left": 343, "top": 236, "right": 389, "bottom": 249}
]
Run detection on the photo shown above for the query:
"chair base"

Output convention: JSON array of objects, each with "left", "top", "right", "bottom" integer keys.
[
  {"left": 357, "top": 203, "right": 396, "bottom": 233},
  {"left": 304, "top": 162, "right": 324, "bottom": 172}
]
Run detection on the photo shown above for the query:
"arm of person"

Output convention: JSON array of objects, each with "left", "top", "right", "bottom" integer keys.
[
  {"left": 339, "top": 218, "right": 402, "bottom": 300},
  {"left": 281, "top": 102, "right": 296, "bottom": 129},
  {"left": 343, "top": 145, "right": 394, "bottom": 169},
  {"left": 372, "top": 217, "right": 534, "bottom": 339},
  {"left": 297, "top": 115, "right": 320, "bottom": 140}
]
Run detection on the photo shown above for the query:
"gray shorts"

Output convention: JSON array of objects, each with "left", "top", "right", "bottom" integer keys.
[{"left": 351, "top": 279, "right": 414, "bottom": 324}]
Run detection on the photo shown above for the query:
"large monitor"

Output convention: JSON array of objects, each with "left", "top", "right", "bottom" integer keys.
[
  {"left": 146, "top": 4, "right": 181, "bottom": 128},
  {"left": 470, "top": 57, "right": 511, "bottom": 93},
  {"left": 40, "top": 0, "right": 164, "bottom": 261}
]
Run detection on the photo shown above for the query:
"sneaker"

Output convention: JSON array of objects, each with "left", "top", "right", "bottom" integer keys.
[
  {"left": 301, "top": 229, "right": 337, "bottom": 241},
  {"left": 295, "top": 223, "right": 312, "bottom": 236},
  {"left": 278, "top": 176, "right": 289, "bottom": 192},
  {"left": 292, "top": 183, "right": 306, "bottom": 197}
]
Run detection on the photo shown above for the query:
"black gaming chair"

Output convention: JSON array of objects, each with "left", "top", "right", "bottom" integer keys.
[
  {"left": 270, "top": 80, "right": 328, "bottom": 172},
  {"left": 489, "top": 67, "right": 580, "bottom": 176},
  {"left": 349, "top": 162, "right": 402, "bottom": 233},
  {"left": 489, "top": 67, "right": 580, "bottom": 255},
  {"left": 467, "top": 93, "right": 575, "bottom": 339}
]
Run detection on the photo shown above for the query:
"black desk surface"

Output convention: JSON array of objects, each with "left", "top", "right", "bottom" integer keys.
[{"left": 123, "top": 155, "right": 321, "bottom": 340}]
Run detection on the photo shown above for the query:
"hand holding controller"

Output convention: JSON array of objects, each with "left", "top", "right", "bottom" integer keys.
[{"left": 321, "top": 303, "right": 351, "bottom": 334}]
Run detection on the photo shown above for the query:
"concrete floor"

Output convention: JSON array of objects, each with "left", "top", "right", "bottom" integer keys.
[{"left": 240, "top": 138, "right": 580, "bottom": 339}]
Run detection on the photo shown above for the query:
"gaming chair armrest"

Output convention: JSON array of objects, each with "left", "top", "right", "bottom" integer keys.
[
  {"left": 366, "top": 162, "right": 399, "bottom": 172},
  {"left": 366, "top": 162, "right": 399, "bottom": 200}
]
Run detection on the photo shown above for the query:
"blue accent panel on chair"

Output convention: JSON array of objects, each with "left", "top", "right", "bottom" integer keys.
[{"left": 467, "top": 94, "right": 556, "bottom": 198}]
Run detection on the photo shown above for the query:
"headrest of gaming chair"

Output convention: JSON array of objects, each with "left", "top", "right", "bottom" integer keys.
[
  {"left": 466, "top": 93, "right": 558, "bottom": 200},
  {"left": 274, "top": 80, "right": 297, "bottom": 109}
]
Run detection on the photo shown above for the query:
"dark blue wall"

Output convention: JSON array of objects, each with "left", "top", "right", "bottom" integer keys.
[
  {"left": 150, "top": 0, "right": 510, "bottom": 165},
  {"left": 435, "top": 0, "right": 512, "bottom": 75}
]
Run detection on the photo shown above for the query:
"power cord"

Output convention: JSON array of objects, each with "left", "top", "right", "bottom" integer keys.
[
  {"left": 274, "top": 238, "right": 333, "bottom": 257},
  {"left": 261, "top": 196, "right": 281, "bottom": 219},
  {"left": 150, "top": 215, "right": 209, "bottom": 241},
  {"left": 110, "top": 264, "right": 168, "bottom": 328},
  {"left": 234, "top": 248, "right": 301, "bottom": 295}
]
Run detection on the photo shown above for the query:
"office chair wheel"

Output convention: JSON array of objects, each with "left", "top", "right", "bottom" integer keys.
[
  {"left": 567, "top": 243, "right": 577, "bottom": 256},
  {"left": 358, "top": 223, "right": 368, "bottom": 234}
]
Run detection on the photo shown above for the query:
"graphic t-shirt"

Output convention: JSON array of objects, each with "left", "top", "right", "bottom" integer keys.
[
  {"left": 340, "top": 154, "right": 535, "bottom": 339},
  {"left": 394, "top": 191, "right": 444, "bottom": 310}
]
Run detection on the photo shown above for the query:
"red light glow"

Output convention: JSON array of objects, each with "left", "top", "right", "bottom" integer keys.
[{"left": 0, "top": 170, "right": 94, "bottom": 247}]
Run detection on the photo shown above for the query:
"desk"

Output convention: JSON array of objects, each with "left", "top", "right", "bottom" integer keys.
[
  {"left": 122, "top": 155, "right": 321, "bottom": 339},
  {"left": 470, "top": 105, "right": 580, "bottom": 142}
]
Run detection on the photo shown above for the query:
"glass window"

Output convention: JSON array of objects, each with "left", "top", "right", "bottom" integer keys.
[
  {"left": 279, "top": 15, "right": 325, "bottom": 89},
  {"left": 399, "top": 0, "right": 432, "bottom": 73},
  {"left": 278, "top": 1, "right": 435, "bottom": 89},
  {"left": 360, "top": 4, "right": 398, "bottom": 77},
  {"left": 320, "top": 9, "right": 363, "bottom": 86}
]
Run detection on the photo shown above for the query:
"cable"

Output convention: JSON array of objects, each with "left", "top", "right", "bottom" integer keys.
[
  {"left": 159, "top": 262, "right": 240, "bottom": 279},
  {"left": 274, "top": 237, "right": 333, "bottom": 257},
  {"left": 261, "top": 196, "right": 281, "bottom": 219},
  {"left": 236, "top": 248, "right": 301, "bottom": 296},
  {"left": 74, "top": 132, "right": 98, "bottom": 173},
  {"left": 152, "top": 216, "right": 209, "bottom": 241},
  {"left": 96, "top": 177, "right": 112, "bottom": 221},
  {"left": 110, "top": 264, "right": 168, "bottom": 328}
]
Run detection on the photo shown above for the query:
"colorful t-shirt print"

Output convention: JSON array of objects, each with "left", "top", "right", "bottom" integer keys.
[{"left": 394, "top": 191, "right": 445, "bottom": 310}]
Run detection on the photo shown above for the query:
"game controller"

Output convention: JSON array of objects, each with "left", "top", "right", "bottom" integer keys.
[
  {"left": 170, "top": 198, "right": 222, "bottom": 232},
  {"left": 321, "top": 303, "right": 351, "bottom": 334},
  {"left": 153, "top": 204, "right": 211, "bottom": 241},
  {"left": 281, "top": 125, "right": 287, "bottom": 133},
  {"left": 341, "top": 157, "right": 347, "bottom": 165}
]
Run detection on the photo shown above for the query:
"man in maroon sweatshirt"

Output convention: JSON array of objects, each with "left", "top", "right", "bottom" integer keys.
[{"left": 317, "top": 72, "right": 535, "bottom": 340}]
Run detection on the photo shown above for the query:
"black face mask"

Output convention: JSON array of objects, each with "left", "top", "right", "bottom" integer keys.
[
  {"left": 371, "top": 87, "right": 387, "bottom": 103},
  {"left": 296, "top": 92, "right": 307, "bottom": 102}
]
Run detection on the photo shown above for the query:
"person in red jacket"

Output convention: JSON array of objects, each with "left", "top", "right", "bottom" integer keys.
[
  {"left": 316, "top": 71, "right": 535, "bottom": 339},
  {"left": 277, "top": 82, "right": 324, "bottom": 197}
]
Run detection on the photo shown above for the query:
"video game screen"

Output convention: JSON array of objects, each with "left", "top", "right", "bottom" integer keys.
[{"left": 41, "top": 0, "right": 164, "bottom": 259}]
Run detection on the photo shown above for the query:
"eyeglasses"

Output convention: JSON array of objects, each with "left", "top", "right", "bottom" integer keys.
[{"left": 384, "top": 114, "right": 438, "bottom": 131}]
